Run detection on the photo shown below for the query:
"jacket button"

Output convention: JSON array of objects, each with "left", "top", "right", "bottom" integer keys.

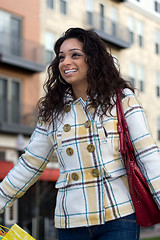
[
  {"left": 87, "top": 144, "right": 95, "bottom": 152},
  {"left": 66, "top": 148, "right": 74, "bottom": 156},
  {"left": 63, "top": 124, "right": 71, "bottom": 132},
  {"left": 71, "top": 173, "right": 79, "bottom": 181},
  {"left": 84, "top": 120, "right": 91, "bottom": 128},
  {"left": 64, "top": 105, "right": 71, "bottom": 113},
  {"left": 91, "top": 169, "right": 99, "bottom": 177}
]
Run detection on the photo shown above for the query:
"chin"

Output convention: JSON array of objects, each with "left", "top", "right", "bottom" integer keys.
[{"left": 65, "top": 79, "right": 76, "bottom": 85}]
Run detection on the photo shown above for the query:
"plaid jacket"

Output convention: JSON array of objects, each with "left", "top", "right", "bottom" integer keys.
[{"left": 0, "top": 88, "right": 160, "bottom": 229}]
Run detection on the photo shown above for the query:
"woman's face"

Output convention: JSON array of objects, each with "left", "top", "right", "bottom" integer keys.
[{"left": 58, "top": 38, "right": 88, "bottom": 91}]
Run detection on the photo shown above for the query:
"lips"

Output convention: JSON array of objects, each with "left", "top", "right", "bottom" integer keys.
[{"left": 64, "top": 68, "right": 77, "bottom": 74}]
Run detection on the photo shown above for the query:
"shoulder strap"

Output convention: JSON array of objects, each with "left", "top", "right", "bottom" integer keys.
[{"left": 116, "top": 89, "right": 134, "bottom": 153}]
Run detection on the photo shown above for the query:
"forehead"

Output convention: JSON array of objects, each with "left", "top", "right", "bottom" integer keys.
[{"left": 59, "top": 38, "right": 83, "bottom": 52}]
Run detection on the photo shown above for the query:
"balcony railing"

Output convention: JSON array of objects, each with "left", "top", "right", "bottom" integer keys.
[
  {"left": 0, "top": 101, "right": 37, "bottom": 135},
  {"left": 86, "top": 12, "right": 131, "bottom": 48},
  {"left": 0, "top": 32, "right": 45, "bottom": 72}
]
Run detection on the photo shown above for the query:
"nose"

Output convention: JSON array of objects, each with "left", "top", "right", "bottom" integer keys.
[{"left": 62, "top": 56, "right": 72, "bottom": 66}]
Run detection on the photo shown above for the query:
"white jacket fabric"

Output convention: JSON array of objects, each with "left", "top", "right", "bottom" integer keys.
[{"left": 0, "top": 88, "right": 160, "bottom": 229}]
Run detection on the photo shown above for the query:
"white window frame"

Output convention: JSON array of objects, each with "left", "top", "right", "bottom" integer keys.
[
  {"left": 45, "top": 31, "right": 55, "bottom": 65},
  {"left": 154, "top": 29, "right": 160, "bottom": 54},
  {"left": 157, "top": 116, "right": 160, "bottom": 141},
  {"left": 60, "top": 0, "right": 68, "bottom": 15},
  {"left": 110, "top": 7, "right": 118, "bottom": 23},
  {"left": 86, "top": 0, "right": 93, "bottom": 11},
  {"left": 46, "top": 0, "right": 54, "bottom": 9},
  {"left": 110, "top": 7, "right": 118, "bottom": 36},
  {"left": 0, "top": 75, "right": 22, "bottom": 123},
  {"left": 0, "top": 10, "right": 22, "bottom": 56},
  {"left": 154, "top": 0, "right": 160, "bottom": 13},
  {"left": 138, "top": 65, "right": 144, "bottom": 92},
  {"left": 128, "top": 16, "right": 135, "bottom": 44},
  {"left": 137, "top": 21, "right": 143, "bottom": 47},
  {"left": 99, "top": 2, "right": 106, "bottom": 32},
  {"left": 86, "top": 0, "right": 93, "bottom": 25},
  {"left": 129, "top": 62, "right": 136, "bottom": 87},
  {"left": 156, "top": 72, "right": 160, "bottom": 97}
]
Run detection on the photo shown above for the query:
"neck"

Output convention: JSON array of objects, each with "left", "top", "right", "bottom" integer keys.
[
  {"left": 73, "top": 91, "right": 87, "bottom": 101},
  {"left": 72, "top": 85, "right": 88, "bottom": 101}
]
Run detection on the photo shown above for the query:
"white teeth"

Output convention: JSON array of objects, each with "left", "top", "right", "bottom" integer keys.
[{"left": 65, "top": 69, "right": 77, "bottom": 74}]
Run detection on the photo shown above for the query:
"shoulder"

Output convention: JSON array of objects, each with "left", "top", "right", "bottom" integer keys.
[
  {"left": 122, "top": 88, "right": 135, "bottom": 98},
  {"left": 122, "top": 88, "right": 139, "bottom": 103},
  {"left": 121, "top": 88, "right": 143, "bottom": 112}
]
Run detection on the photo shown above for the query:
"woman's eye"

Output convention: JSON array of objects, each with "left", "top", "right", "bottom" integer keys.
[
  {"left": 72, "top": 53, "right": 81, "bottom": 58},
  {"left": 59, "top": 56, "right": 65, "bottom": 62}
]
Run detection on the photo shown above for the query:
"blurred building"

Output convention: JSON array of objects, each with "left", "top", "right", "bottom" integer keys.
[
  {"left": 40, "top": 0, "right": 160, "bottom": 146},
  {"left": 0, "top": 0, "right": 46, "bottom": 238},
  {"left": 0, "top": 0, "right": 160, "bottom": 239}
]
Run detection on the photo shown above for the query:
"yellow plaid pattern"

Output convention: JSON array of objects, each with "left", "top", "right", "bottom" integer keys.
[{"left": 0, "top": 89, "right": 160, "bottom": 229}]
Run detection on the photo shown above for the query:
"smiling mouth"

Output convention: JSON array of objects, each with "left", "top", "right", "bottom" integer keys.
[{"left": 64, "top": 69, "right": 77, "bottom": 74}]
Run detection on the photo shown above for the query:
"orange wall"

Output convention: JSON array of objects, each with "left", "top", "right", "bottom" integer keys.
[
  {"left": 1, "top": 67, "right": 40, "bottom": 109},
  {"left": 0, "top": 0, "right": 40, "bottom": 43},
  {"left": 0, "top": 0, "right": 41, "bottom": 111}
]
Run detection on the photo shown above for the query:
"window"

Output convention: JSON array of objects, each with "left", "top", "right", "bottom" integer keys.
[
  {"left": 111, "top": 7, "right": 118, "bottom": 36},
  {"left": 99, "top": 4, "right": 105, "bottom": 32},
  {"left": 154, "top": 1, "right": 160, "bottom": 13},
  {"left": 86, "top": 0, "right": 93, "bottom": 25},
  {"left": 46, "top": 0, "right": 54, "bottom": 9},
  {"left": 0, "top": 151, "right": 5, "bottom": 161},
  {"left": 0, "top": 76, "right": 21, "bottom": 124},
  {"left": 45, "top": 32, "right": 55, "bottom": 65},
  {"left": 0, "top": 78, "right": 7, "bottom": 122},
  {"left": 137, "top": 21, "right": 143, "bottom": 47},
  {"left": 154, "top": 30, "right": 160, "bottom": 54},
  {"left": 0, "top": 10, "right": 22, "bottom": 56},
  {"left": 129, "top": 63, "right": 136, "bottom": 87},
  {"left": 60, "top": 0, "right": 67, "bottom": 15},
  {"left": 100, "top": 4, "right": 105, "bottom": 31},
  {"left": 156, "top": 72, "right": 160, "bottom": 97},
  {"left": 157, "top": 116, "right": 160, "bottom": 141},
  {"left": 138, "top": 65, "right": 144, "bottom": 92},
  {"left": 128, "top": 16, "right": 135, "bottom": 44}
]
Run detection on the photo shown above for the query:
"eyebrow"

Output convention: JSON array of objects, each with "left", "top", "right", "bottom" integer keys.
[{"left": 59, "top": 48, "right": 83, "bottom": 54}]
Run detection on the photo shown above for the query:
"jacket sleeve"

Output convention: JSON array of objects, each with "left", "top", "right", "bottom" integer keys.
[
  {"left": 122, "top": 88, "right": 160, "bottom": 208},
  {"left": 0, "top": 121, "right": 54, "bottom": 213}
]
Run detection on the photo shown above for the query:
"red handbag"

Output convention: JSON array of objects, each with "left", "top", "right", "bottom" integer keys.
[{"left": 116, "top": 89, "right": 160, "bottom": 227}]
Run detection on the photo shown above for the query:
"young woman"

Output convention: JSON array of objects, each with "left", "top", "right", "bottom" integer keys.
[{"left": 0, "top": 28, "right": 160, "bottom": 240}]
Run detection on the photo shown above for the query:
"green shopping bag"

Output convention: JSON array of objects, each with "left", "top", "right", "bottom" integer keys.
[{"left": 0, "top": 224, "right": 35, "bottom": 240}]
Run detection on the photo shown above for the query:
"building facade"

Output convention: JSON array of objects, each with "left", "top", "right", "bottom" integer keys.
[
  {"left": 0, "top": 0, "right": 160, "bottom": 239},
  {"left": 41, "top": 0, "right": 160, "bottom": 147},
  {"left": 0, "top": 0, "right": 46, "bottom": 237}
]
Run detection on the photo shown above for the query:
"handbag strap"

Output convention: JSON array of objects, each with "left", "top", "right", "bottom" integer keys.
[{"left": 116, "top": 89, "right": 134, "bottom": 155}]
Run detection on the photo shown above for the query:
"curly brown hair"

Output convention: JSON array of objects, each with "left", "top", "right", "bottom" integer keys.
[{"left": 38, "top": 27, "right": 134, "bottom": 123}]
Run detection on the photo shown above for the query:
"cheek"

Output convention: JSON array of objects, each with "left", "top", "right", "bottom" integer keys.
[{"left": 83, "top": 65, "right": 88, "bottom": 75}]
